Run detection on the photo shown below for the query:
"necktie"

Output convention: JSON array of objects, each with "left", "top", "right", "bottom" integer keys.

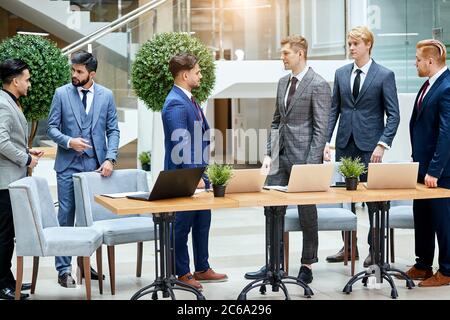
[
  {"left": 81, "top": 89, "right": 89, "bottom": 110},
  {"left": 286, "top": 77, "right": 298, "bottom": 109},
  {"left": 191, "top": 96, "right": 203, "bottom": 122},
  {"left": 352, "top": 69, "right": 363, "bottom": 100},
  {"left": 416, "top": 80, "right": 430, "bottom": 112}
]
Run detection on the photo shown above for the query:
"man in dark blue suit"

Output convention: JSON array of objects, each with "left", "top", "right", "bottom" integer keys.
[
  {"left": 162, "top": 53, "right": 227, "bottom": 291},
  {"left": 404, "top": 39, "right": 450, "bottom": 287}
]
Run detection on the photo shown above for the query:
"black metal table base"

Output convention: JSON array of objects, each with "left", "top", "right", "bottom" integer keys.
[
  {"left": 238, "top": 206, "right": 314, "bottom": 300},
  {"left": 342, "top": 201, "right": 415, "bottom": 299},
  {"left": 130, "top": 212, "right": 205, "bottom": 300}
]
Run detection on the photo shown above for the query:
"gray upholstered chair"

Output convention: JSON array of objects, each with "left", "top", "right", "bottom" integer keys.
[
  {"left": 8, "top": 176, "right": 103, "bottom": 300},
  {"left": 388, "top": 200, "right": 414, "bottom": 263},
  {"left": 73, "top": 169, "right": 154, "bottom": 295},
  {"left": 283, "top": 162, "right": 357, "bottom": 276}
]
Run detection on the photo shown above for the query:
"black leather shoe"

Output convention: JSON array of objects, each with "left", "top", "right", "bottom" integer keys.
[
  {"left": 297, "top": 266, "right": 313, "bottom": 284},
  {"left": 58, "top": 273, "right": 76, "bottom": 288},
  {"left": 87, "top": 267, "right": 105, "bottom": 281},
  {"left": 244, "top": 265, "right": 267, "bottom": 280},
  {"left": 21, "top": 283, "right": 32, "bottom": 291},
  {"left": 0, "top": 287, "right": 29, "bottom": 300},
  {"left": 363, "top": 254, "right": 373, "bottom": 268}
]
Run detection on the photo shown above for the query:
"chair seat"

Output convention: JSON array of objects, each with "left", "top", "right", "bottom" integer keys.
[
  {"left": 389, "top": 206, "right": 414, "bottom": 229},
  {"left": 43, "top": 227, "right": 102, "bottom": 257},
  {"left": 93, "top": 217, "right": 155, "bottom": 246},
  {"left": 285, "top": 207, "right": 356, "bottom": 232}
]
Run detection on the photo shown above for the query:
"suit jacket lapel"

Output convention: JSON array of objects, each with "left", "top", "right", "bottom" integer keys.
[
  {"left": 343, "top": 64, "right": 355, "bottom": 104},
  {"left": 92, "top": 83, "right": 103, "bottom": 128},
  {"left": 286, "top": 68, "right": 314, "bottom": 116},
  {"left": 278, "top": 76, "right": 289, "bottom": 116},
  {"left": 66, "top": 85, "right": 82, "bottom": 129},
  {"left": 355, "top": 61, "right": 379, "bottom": 105},
  {"left": 1, "top": 92, "right": 27, "bottom": 140},
  {"left": 415, "top": 69, "right": 450, "bottom": 121}
]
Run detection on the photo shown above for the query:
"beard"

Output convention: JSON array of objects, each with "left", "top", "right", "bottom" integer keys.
[{"left": 72, "top": 76, "right": 90, "bottom": 87}]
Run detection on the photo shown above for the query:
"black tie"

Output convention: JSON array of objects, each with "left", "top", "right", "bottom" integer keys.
[
  {"left": 81, "top": 89, "right": 89, "bottom": 110},
  {"left": 352, "top": 69, "right": 362, "bottom": 100},
  {"left": 286, "top": 77, "right": 298, "bottom": 109}
]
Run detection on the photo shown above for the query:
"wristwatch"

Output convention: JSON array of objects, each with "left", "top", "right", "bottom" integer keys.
[{"left": 106, "top": 158, "right": 117, "bottom": 166}]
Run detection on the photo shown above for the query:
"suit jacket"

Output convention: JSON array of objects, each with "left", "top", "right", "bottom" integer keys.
[
  {"left": 0, "top": 90, "right": 29, "bottom": 189},
  {"left": 410, "top": 69, "right": 450, "bottom": 181},
  {"left": 47, "top": 83, "right": 120, "bottom": 173},
  {"left": 162, "top": 86, "right": 210, "bottom": 172},
  {"left": 267, "top": 67, "right": 332, "bottom": 164},
  {"left": 327, "top": 61, "right": 400, "bottom": 152}
]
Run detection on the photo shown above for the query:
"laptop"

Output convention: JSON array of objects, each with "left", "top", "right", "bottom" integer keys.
[
  {"left": 225, "top": 169, "right": 268, "bottom": 194},
  {"left": 365, "top": 162, "right": 419, "bottom": 189},
  {"left": 126, "top": 167, "right": 205, "bottom": 201},
  {"left": 265, "top": 163, "right": 334, "bottom": 192}
]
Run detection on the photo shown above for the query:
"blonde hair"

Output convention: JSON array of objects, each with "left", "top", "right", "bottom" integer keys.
[
  {"left": 281, "top": 35, "right": 308, "bottom": 59},
  {"left": 416, "top": 39, "right": 447, "bottom": 66},
  {"left": 348, "top": 26, "right": 374, "bottom": 54}
]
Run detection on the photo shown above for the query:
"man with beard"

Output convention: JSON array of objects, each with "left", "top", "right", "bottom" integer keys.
[{"left": 47, "top": 50, "right": 120, "bottom": 288}]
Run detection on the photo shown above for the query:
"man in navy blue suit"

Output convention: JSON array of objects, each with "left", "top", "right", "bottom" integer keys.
[
  {"left": 404, "top": 39, "right": 450, "bottom": 287},
  {"left": 162, "top": 53, "right": 227, "bottom": 291}
]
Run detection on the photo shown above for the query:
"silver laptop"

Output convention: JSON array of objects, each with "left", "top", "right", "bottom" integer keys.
[
  {"left": 225, "top": 169, "right": 268, "bottom": 193},
  {"left": 266, "top": 163, "right": 334, "bottom": 192},
  {"left": 365, "top": 162, "right": 419, "bottom": 189}
]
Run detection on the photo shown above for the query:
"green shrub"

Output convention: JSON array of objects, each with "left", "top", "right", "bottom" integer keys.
[
  {"left": 338, "top": 157, "right": 367, "bottom": 179},
  {"left": 138, "top": 151, "right": 151, "bottom": 165},
  {"left": 131, "top": 32, "right": 215, "bottom": 112},
  {"left": 206, "top": 163, "right": 233, "bottom": 186}
]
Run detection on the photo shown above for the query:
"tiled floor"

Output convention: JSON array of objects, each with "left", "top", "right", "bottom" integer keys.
[{"left": 11, "top": 203, "right": 450, "bottom": 300}]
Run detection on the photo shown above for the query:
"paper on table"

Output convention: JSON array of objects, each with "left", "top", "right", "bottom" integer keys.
[
  {"left": 263, "top": 185, "right": 288, "bottom": 192},
  {"left": 100, "top": 191, "right": 147, "bottom": 199}
]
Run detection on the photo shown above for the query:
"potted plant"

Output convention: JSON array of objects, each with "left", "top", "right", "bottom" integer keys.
[
  {"left": 338, "top": 157, "right": 367, "bottom": 190},
  {"left": 139, "top": 151, "right": 151, "bottom": 171},
  {"left": 206, "top": 164, "right": 233, "bottom": 197}
]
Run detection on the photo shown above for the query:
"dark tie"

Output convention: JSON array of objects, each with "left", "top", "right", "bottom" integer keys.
[
  {"left": 352, "top": 69, "right": 362, "bottom": 100},
  {"left": 286, "top": 77, "right": 298, "bottom": 109},
  {"left": 191, "top": 96, "right": 203, "bottom": 122},
  {"left": 416, "top": 80, "right": 430, "bottom": 112},
  {"left": 81, "top": 89, "right": 89, "bottom": 110}
]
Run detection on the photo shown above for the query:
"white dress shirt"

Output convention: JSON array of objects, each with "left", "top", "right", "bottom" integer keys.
[
  {"left": 423, "top": 66, "right": 448, "bottom": 97},
  {"left": 350, "top": 59, "right": 372, "bottom": 94},
  {"left": 284, "top": 66, "right": 310, "bottom": 107},
  {"left": 174, "top": 84, "right": 193, "bottom": 101}
]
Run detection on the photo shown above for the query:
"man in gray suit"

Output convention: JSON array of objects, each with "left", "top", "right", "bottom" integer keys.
[
  {"left": 323, "top": 26, "right": 400, "bottom": 267},
  {"left": 245, "top": 35, "right": 331, "bottom": 283},
  {"left": 47, "top": 51, "right": 120, "bottom": 287},
  {"left": 0, "top": 59, "right": 43, "bottom": 300}
]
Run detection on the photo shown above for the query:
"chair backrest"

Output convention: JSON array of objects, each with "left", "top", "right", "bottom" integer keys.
[
  {"left": 73, "top": 169, "right": 149, "bottom": 226},
  {"left": 8, "top": 176, "right": 59, "bottom": 256}
]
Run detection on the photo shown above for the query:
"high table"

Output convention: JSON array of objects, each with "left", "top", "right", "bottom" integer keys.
[{"left": 333, "top": 184, "right": 450, "bottom": 299}]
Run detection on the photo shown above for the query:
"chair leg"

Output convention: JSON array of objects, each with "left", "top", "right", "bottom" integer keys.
[
  {"left": 107, "top": 245, "right": 116, "bottom": 295},
  {"left": 351, "top": 230, "right": 357, "bottom": 276},
  {"left": 31, "top": 256, "right": 39, "bottom": 294},
  {"left": 136, "top": 242, "right": 143, "bottom": 278},
  {"left": 343, "top": 231, "right": 349, "bottom": 266},
  {"left": 283, "top": 232, "right": 289, "bottom": 275},
  {"left": 83, "top": 257, "right": 91, "bottom": 300},
  {"left": 76, "top": 256, "right": 84, "bottom": 285},
  {"left": 96, "top": 246, "right": 103, "bottom": 295},
  {"left": 15, "top": 256, "right": 24, "bottom": 300},
  {"left": 390, "top": 228, "right": 395, "bottom": 263}
]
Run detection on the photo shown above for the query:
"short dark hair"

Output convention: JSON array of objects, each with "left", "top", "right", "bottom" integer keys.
[
  {"left": 70, "top": 50, "right": 97, "bottom": 72},
  {"left": 0, "top": 58, "right": 29, "bottom": 84},
  {"left": 169, "top": 53, "right": 198, "bottom": 78}
]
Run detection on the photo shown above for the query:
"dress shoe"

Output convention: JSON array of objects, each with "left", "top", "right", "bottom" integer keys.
[
  {"left": 193, "top": 268, "right": 228, "bottom": 283},
  {"left": 244, "top": 265, "right": 267, "bottom": 280},
  {"left": 326, "top": 247, "right": 359, "bottom": 263},
  {"left": 178, "top": 273, "right": 203, "bottom": 291},
  {"left": 418, "top": 271, "right": 450, "bottom": 287},
  {"left": 77, "top": 260, "right": 105, "bottom": 281},
  {"left": 21, "top": 283, "right": 31, "bottom": 291},
  {"left": 363, "top": 254, "right": 373, "bottom": 268},
  {"left": 0, "top": 287, "right": 29, "bottom": 300},
  {"left": 396, "top": 266, "right": 433, "bottom": 280},
  {"left": 58, "top": 273, "right": 76, "bottom": 288},
  {"left": 297, "top": 266, "right": 313, "bottom": 284}
]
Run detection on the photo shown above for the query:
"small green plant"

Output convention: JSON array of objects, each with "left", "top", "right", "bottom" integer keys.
[
  {"left": 138, "top": 151, "right": 151, "bottom": 165},
  {"left": 338, "top": 157, "right": 367, "bottom": 179},
  {"left": 206, "top": 164, "right": 233, "bottom": 186}
]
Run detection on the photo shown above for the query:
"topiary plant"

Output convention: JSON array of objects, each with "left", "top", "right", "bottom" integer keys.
[
  {"left": 0, "top": 35, "right": 71, "bottom": 147},
  {"left": 131, "top": 32, "right": 215, "bottom": 112}
]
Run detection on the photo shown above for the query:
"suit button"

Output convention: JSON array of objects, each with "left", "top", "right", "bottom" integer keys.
[{"left": 353, "top": 108, "right": 356, "bottom": 111}]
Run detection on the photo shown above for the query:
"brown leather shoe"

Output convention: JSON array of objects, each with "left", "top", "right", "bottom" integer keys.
[
  {"left": 396, "top": 266, "right": 433, "bottom": 280},
  {"left": 418, "top": 271, "right": 450, "bottom": 287},
  {"left": 193, "top": 268, "right": 228, "bottom": 283},
  {"left": 178, "top": 273, "right": 203, "bottom": 291},
  {"left": 326, "top": 247, "right": 359, "bottom": 263}
]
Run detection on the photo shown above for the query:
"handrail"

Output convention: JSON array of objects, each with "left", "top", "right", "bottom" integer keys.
[{"left": 62, "top": 0, "right": 167, "bottom": 56}]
